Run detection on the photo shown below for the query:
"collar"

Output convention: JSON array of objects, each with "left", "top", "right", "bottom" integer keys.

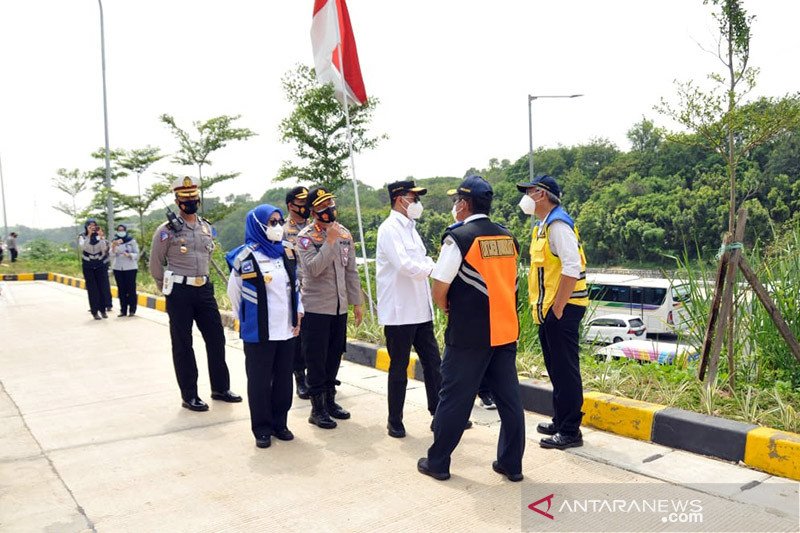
[
  {"left": 288, "top": 217, "right": 307, "bottom": 229},
  {"left": 389, "top": 209, "right": 413, "bottom": 228},
  {"left": 464, "top": 214, "right": 489, "bottom": 224}
]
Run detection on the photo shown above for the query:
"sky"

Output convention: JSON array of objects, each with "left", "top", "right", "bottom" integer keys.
[{"left": 1, "top": 0, "right": 798, "bottom": 230}]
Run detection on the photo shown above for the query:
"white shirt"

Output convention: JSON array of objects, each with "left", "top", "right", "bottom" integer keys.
[
  {"left": 227, "top": 249, "right": 304, "bottom": 341},
  {"left": 537, "top": 211, "right": 583, "bottom": 279},
  {"left": 431, "top": 214, "right": 489, "bottom": 284},
  {"left": 376, "top": 210, "right": 435, "bottom": 325}
]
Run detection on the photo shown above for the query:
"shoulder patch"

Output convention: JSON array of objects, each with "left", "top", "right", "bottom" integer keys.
[
  {"left": 240, "top": 259, "right": 255, "bottom": 274},
  {"left": 159, "top": 231, "right": 169, "bottom": 242},
  {"left": 298, "top": 237, "right": 312, "bottom": 250}
]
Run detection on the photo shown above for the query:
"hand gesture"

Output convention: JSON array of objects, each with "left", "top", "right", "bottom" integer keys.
[
  {"left": 353, "top": 304, "right": 363, "bottom": 326},
  {"left": 326, "top": 222, "right": 342, "bottom": 243}
]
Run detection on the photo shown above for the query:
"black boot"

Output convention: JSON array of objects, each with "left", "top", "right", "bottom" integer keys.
[
  {"left": 387, "top": 380, "right": 406, "bottom": 438},
  {"left": 294, "top": 370, "right": 309, "bottom": 400},
  {"left": 308, "top": 394, "right": 337, "bottom": 429},
  {"left": 326, "top": 389, "right": 351, "bottom": 420}
]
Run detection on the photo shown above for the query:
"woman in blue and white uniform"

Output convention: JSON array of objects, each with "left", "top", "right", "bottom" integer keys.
[{"left": 226, "top": 204, "right": 303, "bottom": 449}]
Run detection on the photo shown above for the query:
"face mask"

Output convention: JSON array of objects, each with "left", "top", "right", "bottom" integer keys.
[
  {"left": 266, "top": 223, "right": 284, "bottom": 242},
  {"left": 451, "top": 202, "right": 462, "bottom": 222},
  {"left": 291, "top": 203, "right": 310, "bottom": 220},
  {"left": 116, "top": 231, "right": 127, "bottom": 239},
  {"left": 518, "top": 194, "right": 537, "bottom": 215},
  {"left": 405, "top": 199, "right": 424, "bottom": 220},
  {"left": 315, "top": 206, "right": 337, "bottom": 223},
  {"left": 180, "top": 200, "right": 199, "bottom": 215}
]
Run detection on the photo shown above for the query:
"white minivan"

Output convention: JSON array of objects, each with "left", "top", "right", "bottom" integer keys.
[{"left": 584, "top": 313, "right": 647, "bottom": 344}]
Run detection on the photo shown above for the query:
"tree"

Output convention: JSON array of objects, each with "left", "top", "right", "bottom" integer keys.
[
  {"left": 52, "top": 168, "right": 90, "bottom": 238},
  {"left": 277, "top": 64, "right": 385, "bottom": 191},
  {"left": 658, "top": 0, "right": 800, "bottom": 233},
  {"left": 113, "top": 147, "right": 166, "bottom": 247},
  {"left": 658, "top": 1, "right": 800, "bottom": 387},
  {"left": 160, "top": 114, "right": 256, "bottom": 216}
]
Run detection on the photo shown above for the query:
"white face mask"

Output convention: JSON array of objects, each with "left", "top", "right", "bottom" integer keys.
[
  {"left": 519, "top": 194, "right": 537, "bottom": 215},
  {"left": 405, "top": 199, "right": 424, "bottom": 220},
  {"left": 451, "top": 203, "right": 460, "bottom": 222},
  {"left": 266, "top": 223, "right": 284, "bottom": 242}
]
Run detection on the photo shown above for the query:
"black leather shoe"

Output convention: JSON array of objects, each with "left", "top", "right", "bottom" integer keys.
[
  {"left": 492, "top": 460, "right": 524, "bottom": 482},
  {"left": 417, "top": 458, "right": 450, "bottom": 481},
  {"left": 256, "top": 436, "right": 271, "bottom": 448},
  {"left": 92, "top": 312, "right": 102, "bottom": 320},
  {"left": 272, "top": 428, "right": 294, "bottom": 441},
  {"left": 211, "top": 390, "right": 242, "bottom": 403},
  {"left": 181, "top": 397, "right": 209, "bottom": 412},
  {"left": 117, "top": 312, "right": 127, "bottom": 317},
  {"left": 537, "top": 422, "right": 557, "bottom": 436},
  {"left": 430, "top": 419, "right": 473, "bottom": 431},
  {"left": 540, "top": 431, "right": 583, "bottom": 450},
  {"left": 100, "top": 311, "right": 108, "bottom": 319},
  {"left": 387, "top": 421, "right": 406, "bottom": 438}
]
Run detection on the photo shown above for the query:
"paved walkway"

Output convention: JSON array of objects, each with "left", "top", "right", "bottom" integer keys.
[{"left": 1, "top": 281, "right": 798, "bottom": 532}]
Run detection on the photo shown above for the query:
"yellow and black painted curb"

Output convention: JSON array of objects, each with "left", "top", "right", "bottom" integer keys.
[
  {"left": 4, "top": 272, "right": 799, "bottom": 481},
  {"left": 341, "top": 340, "right": 800, "bottom": 481}
]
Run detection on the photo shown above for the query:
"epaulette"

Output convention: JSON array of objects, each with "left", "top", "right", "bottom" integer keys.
[
  {"left": 232, "top": 244, "right": 255, "bottom": 271},
  {"left": 283, "top": 240, "right": 296, "bottom": 259}
]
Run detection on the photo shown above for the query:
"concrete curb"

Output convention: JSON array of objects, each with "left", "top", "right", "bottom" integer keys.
[
  {"left": 3, "top": 272, "right": 799, "bottom": 481},
  {"left": 342, "top": 341, "right": 800, "bottom": 481}
]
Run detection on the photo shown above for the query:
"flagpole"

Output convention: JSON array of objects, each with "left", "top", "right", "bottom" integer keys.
[{"left": 336, "top": 43, "right": 375, "bottom": 319}]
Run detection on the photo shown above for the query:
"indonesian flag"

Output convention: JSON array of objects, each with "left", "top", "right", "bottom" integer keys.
[{"left": 311, "top": 0, "right": 367, "bottom": 106}]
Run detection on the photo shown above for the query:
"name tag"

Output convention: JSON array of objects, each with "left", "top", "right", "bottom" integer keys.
[{"left": 478, "top": 237, "right": 515, "bottom": 258}]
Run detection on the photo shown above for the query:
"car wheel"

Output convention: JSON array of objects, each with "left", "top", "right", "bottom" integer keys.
[{"left": 613, "top": 336, "right": 623, "bottom": 343}]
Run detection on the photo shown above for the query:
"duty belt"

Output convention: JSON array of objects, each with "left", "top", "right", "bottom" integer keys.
[{"left": 172, "top": 275, "right": 208, "bottom": 287}]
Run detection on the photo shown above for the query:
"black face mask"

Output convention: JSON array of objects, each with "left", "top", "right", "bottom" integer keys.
[
  {"left": 179, "top": 200, "right": 199, "bottom": 215},
  {"left": 291, "top": 203, "right": 311, "bottom": 220},
  {"left": 315, "top": 206, "right": 337, "bottom": 223}
]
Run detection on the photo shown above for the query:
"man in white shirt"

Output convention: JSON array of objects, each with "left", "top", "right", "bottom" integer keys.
[{"left": 376, "top": 180, "right": 442, "bottom": 438}]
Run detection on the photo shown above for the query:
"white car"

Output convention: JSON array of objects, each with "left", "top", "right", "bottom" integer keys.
[{"left": 584, "top": 314, "right": 646, "bottom": 344}]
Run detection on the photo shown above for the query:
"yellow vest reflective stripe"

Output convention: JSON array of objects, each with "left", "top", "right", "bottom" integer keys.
[{"left": 528, "top": 214, "right": 589, "bottom": 325}]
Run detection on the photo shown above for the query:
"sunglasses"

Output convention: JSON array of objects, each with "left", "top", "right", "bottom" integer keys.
[{"left": 268, "top": 218, "right": 285, "bottom": 227}]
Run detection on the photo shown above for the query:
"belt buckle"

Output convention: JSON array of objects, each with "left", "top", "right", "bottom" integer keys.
[{"left": 193, "top": 277, "right": 205, "bottom": 287}]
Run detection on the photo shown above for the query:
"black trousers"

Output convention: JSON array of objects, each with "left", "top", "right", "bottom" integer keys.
[
  {"left": 83, "top": 263, "right": 110, "bottom": 314},
  {"left": 244, "top": 338, "right": 295, "bottom": 438},
  {"left": 165, "top": 282, "right": 230, "bottom": 400},
  {"left": 301, "top": 312, "right": 347, "bottom": 396},
  {"left": 292, "top": 332, "right": 305, "bottom": 374},
  {"left": 427, "top": 342, "right": 525, "bottom": 474},
  {"left": 384, "top": 321, "right": 442, "bottom": 422},
  {"left": 10, "top": 248, "right": 17, "bottom": 262},
  {"left": 539, "top": 304, "right": 586, "bottom": 436},
  {"left": 113, "top": 269, "right": 138, "bottom": 315}
]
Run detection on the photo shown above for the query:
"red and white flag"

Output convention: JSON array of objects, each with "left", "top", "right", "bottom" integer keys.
[{"left": 311, "top": 0, "right": 367, "bottom": 106}]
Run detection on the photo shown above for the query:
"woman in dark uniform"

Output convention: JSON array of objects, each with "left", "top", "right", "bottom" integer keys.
[
  {"left": 79, "top": 219, "right": 111, "bottom": 320},
  {"left": 226, "top": 204, "right": 303, "bottom": 448}
]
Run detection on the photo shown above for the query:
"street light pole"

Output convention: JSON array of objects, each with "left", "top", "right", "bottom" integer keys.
[
  {"left": 98, "top": 0, "right": 114, "bottom": 230},
  {"left": 527, "top": 94, "right": 583, "bottom": 181}
]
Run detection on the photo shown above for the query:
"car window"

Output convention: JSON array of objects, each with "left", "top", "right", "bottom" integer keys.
[
  {"left": 672, "top": 284, "right": 690, "bottom": 303},
  {"left": 629, "top": 318, "right": 644, "bottom": 328},
  {"left": 590, "top": 318, "right": 610, "bottom": 327},
  {"left": 613, "top": 320, "right": 626, "bottom": 327}
]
